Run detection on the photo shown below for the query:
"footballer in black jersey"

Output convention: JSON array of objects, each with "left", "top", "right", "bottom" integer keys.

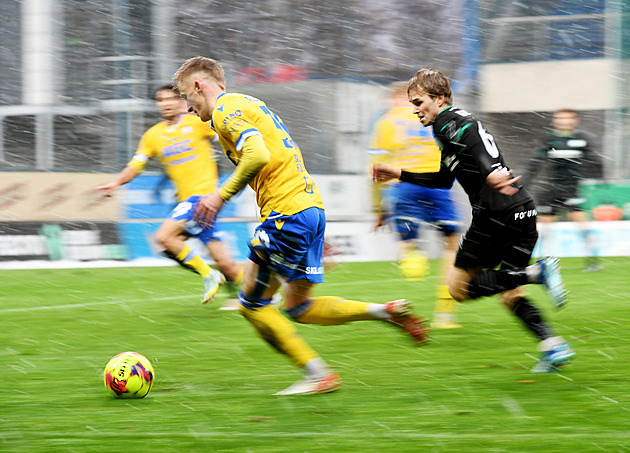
[
  {"left": 526, "top": 109, "right": 603, "bottom": 272},
  {"left": 372, "top": 68, "right": 574, "bottom": 372},
  {"left": 528, "top": 109, "right": 602, "bottom": 216},
  {"left": 402, "top": 105, "right": 534, "bottom": 216}
]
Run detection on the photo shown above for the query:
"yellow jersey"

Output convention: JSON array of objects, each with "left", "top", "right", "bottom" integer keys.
[
  {"left": 369, "top": 106, "right": 441, "bottom": 173},
  {"left": 211, "top": 93, "right": 323, "bottom": 220},
  {"left": 127, "top": 114, "right": 218, "bottom": 202}
]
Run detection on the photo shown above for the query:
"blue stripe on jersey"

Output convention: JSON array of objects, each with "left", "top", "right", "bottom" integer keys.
[{"left": 235, "top": 128, "right": 262, "bottom": 151}]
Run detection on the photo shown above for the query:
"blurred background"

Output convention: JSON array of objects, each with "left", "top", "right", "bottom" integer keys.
[{"left": 1, "top": 0, "right": 630, "bottom": 264}]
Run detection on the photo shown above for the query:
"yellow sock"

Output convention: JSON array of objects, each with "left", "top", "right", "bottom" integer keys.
[
  {"left": 240, "top": 304, "right": 319, "bottom": 368},
  {"left": 400, "top": 249, "right": 429, "bottom": 281},
  {"left": 176, "top": 245, "right": 211, "bottom": 278},
  {"left": 293, "top": 296, "right": 374, "bottom": 326},
  {"left": 434, "top": 285, "right": 456, "bottom": 314}
]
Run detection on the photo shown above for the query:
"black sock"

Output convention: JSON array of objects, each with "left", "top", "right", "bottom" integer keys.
[
  {"left": 467, "top": 269, "right": 529, "bottom": 299},
  {"left": 512, "top": 297, "right": 552, "bottom": 341}
]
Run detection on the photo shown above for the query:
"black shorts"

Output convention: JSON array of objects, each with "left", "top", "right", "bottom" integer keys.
[
  {"left": 454, "top": 201, "right": 539, "bottom": 271},
  {"left": 537, "top": 186, "right": 585, "bottom": 216}
]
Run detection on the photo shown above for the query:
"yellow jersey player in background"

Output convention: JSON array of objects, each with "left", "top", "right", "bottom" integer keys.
[
  {"left": 174, "top": 56, "right": 429, "bottom": 396},
  {"left": 369, "top": 82, "right": 462, "bottom": 329},
  {"left": 98, "top": 84, "right": 242, "bottom": 305}
]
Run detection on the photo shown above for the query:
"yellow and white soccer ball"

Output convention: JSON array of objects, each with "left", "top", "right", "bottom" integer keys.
[{"left": 103, "top": 351, "right": 154, "bottom": 399}]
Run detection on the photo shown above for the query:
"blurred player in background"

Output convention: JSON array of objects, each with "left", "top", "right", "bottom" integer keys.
[
  {"left": 369, "top": 81, "right": 462, "bottom": 329},
  {"left": 97, "top": 84, "right": 242, "bottom": 305},
  {"left": 174, "top": 56, "right": 429, "bottom": 396},
  {"left": 372, "top": 68, "right": 574, "bottom": 373},
  {"left": 526, "top": 109, "right": 604, "bottom": 272}
]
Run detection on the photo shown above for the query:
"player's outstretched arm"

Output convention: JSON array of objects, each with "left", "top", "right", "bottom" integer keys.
[
  {"left": 97, "top": 166, "right": 139, "bottom": 197},
  {"left": 371, "top": 162, "right": 402, "bottom": 182}
]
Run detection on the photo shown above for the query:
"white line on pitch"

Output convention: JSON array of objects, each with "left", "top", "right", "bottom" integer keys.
[{"left": 0, "top": 295, "right": 190, "bottom": 314}]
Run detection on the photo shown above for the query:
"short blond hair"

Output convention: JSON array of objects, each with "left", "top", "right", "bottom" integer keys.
[
  {"left": 173, "top": 56, "right": 226, "bottom": 91},
  {"left": 408, "top": 68, "right": 453, "bottom": 105}
]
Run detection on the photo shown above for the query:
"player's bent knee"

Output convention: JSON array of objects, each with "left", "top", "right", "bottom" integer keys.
[
  {"left": 446, "top": 266, "right": 473, "bottom": 302},
  {"left": 448, "top": 285, "right": 468, "bottom": 302},
  {"left": 450, "top": 291, "right": 468, "bottom": 302},
  {"left": 154, "top": 229, "right": 178, "bottom": 249},
  {"left": 499, "top": 288, "right": 523, "bottom": 308},
  {"left": 154, "top": 230, "right": 167, "bottom": 246}
]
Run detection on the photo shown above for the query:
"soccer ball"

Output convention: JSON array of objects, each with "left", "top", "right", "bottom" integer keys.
[{"left": 104, "top": 351, "right": 154, "bottom": 399}]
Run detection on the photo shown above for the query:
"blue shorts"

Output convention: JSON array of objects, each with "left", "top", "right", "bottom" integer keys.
[
  {"left": 248, "top": 207, "right": 325, "bottom": 283},
  {"left": 387, "top": 182, "right": 459, "bottom": 240},
  {"left": 169, "top": 195, "right": 225, "bottom": 245}
]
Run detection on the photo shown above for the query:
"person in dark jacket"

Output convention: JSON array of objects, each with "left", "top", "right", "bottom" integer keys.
[{"left": 527, "top": 109, "right": 603, "bottom": 272}]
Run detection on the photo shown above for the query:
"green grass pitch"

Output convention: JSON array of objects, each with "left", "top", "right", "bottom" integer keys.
[{"left": 1, "top": 257, "right": 629, "bottom": 452}]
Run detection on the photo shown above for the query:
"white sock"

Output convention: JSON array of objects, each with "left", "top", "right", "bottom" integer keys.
[
  {"left": 303, "top": 357, "right": 331, "bottom": 380},
  {"left": 538, "top": 336, "right": 564, "bottom": 351},
  {"left": 367, "top": 303, "right": 389, "bottom": 320}
]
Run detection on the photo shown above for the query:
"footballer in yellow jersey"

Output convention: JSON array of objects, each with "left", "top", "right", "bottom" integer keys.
[
  {"left": 368, "top": 83, "right": 458, "bottom": 237},
  {"left": 211, "top": 92, "right": 324, "bottom": 222},
  {"left": 129, "top": 114, "right": 218, "bottom": 202},
  {"left": 369, "top": 82, "right": 461, "bottom": 328},
  {"left": 98, "top": 84, "right": 242, "bottom": 305},
  {"left": 369, "top": 105, "right": 441, "bottom": 173},
  {"left": 175, "top": 56, "right": 429, "bottom": 396}
]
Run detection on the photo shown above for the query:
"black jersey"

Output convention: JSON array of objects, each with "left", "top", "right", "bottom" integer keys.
[
  {"left": 530, "top": 131, "right": 597, "bottom": 190},
  {"left": 399, "top": 106, "right": 532, "bottom": 215}
]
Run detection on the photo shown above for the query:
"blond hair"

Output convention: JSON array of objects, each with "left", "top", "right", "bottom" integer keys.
[{"left": 173, "top": 56, "right": 226, "bottom": 91}]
